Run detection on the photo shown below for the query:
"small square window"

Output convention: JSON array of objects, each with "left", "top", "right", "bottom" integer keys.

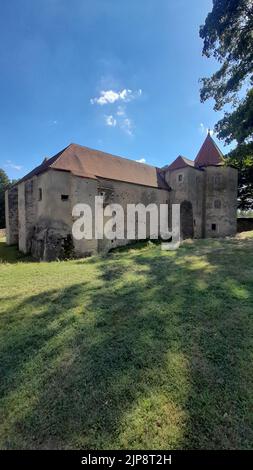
[
  {"left": 178, "top": 174, "right": 183, "bottom": 182},
  {"left": 38, "top": 188, "right": 42, "bottom": 201},
  {"left": 61, "top": 194, "right": 69, "bottom": 201},
  {"left": 211, "top": 223, "right": 216, "bottom": 231}
]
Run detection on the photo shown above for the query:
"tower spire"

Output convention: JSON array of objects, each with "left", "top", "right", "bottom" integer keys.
[{"left": 195, "top": 132, "right": 224, "bottom": 167}]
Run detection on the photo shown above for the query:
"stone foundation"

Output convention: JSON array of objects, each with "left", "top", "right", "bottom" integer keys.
[{"left": 31, "top": 222, "right": 75, "bottom": 261}]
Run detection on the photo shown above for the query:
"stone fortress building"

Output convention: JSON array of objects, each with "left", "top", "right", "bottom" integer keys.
[{"left": 5, "top": 132, "right": 238, "bottom": 260}]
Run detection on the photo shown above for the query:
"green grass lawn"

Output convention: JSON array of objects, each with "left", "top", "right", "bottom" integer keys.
[{"left": 0, "top": 234, "right": 253, "bottom": 450}]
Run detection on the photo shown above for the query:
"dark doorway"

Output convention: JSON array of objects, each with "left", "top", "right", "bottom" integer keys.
[{"left": 180, "top": 200, "right": 194, "bottom": 239}]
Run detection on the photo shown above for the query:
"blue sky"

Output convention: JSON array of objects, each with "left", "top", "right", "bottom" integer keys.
[{"left": 0, "top": 0, "right": 227, "bottom": 180}]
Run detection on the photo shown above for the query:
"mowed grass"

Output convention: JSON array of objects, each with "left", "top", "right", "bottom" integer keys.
[{"left": 0, "top": 234, "right": 253, "bottom": 450}]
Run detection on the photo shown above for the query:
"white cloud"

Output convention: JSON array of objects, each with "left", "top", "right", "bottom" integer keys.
[
  {"left": 104, "top": 108, "right": 135, "bottom": 136},
  {"left": 92, "top": 85, "right": 142, "bottom": 137},
  {"left": 199, "top": 123, "right": 214, "bottom": 136},
  {"left": 91, "top": 88, "right": 142, "bottom": 106},
  {"left": 5, "top": 160, "right": 22, "bottom": 171},
  {"left": 136, "top": 158, "right": 146, "bottom": 163},
  {"left": 105, "top": 115, "right": 117, "bottom": 127},
  {"left": 116, "top": 106, "right": 125, "bottom": 116},
  {"left": 120, "top": 117, "right": 134, "bottom": 136},
  {"left": 91, "top": 90, "right": 120, "bottom": 105}
]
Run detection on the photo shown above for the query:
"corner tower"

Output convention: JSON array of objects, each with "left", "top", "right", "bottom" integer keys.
[
  {"left": 195, "top": 132, "right": 238, "bottom": 238},
  {"left": 164, "top": 132, "right": 238, "bottom": 239}
]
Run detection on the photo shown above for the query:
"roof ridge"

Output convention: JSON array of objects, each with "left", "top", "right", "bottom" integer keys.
[
  {"left": 66, "top": 142, "right": 160, "bottom": 170},
  {"left": 12, "top": 145, "right": 71, "bottom": 186},
  {"left": 208, "top": 135, "right": 224, "bottom": 159},
  {"left": 49, "top": 144, "right": 73, "bottom": 169},
  {"left": 12, "top": 143, "right": 169, "bottom": 189},
  {"left": 181, "top": 155, "right": 194, "bottom": 163},
  {"left": 195, "top": 134, "right": 224, "bottom": 167}
]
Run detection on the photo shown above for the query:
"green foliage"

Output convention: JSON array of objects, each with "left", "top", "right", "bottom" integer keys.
[
  {"left": 216, "top": 90, "right": 253, "bottom": 144},
  {"left": 238, "top": 209, "right": 253, "bottom": 218},
  {"left": 0, "top": 169, "right": 10, "bottom": 229},
  {"left": 226, "top": 143, "right": 253, "bottom": 209},
  {"left": 200, "top": 0, "right": 253, "bottom": 110},
  {"left": 0, "top": 237, "right": 253, "bottom": 449},
  {"left": 200, "top": 0, "right": 253, "bottom": 209}
]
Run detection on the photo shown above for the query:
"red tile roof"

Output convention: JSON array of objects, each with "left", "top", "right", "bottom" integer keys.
[
  {"left": 195, "top": 134, "right": 224, "bottom": 167},
  {"left": 17, "top": 144, "right": 169, "bottom": 190},
  {"left": 166, "top": 155, "right": 196, "bottom": 171}
]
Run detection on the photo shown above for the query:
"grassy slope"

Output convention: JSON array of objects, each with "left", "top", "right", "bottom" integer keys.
[{"left": 0, "top": 235, "right": 253, "bottom": 450}]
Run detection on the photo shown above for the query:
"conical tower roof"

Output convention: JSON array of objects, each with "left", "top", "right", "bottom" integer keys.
[{"left": 195, "top": 132, "right": 224, "bottom": 167}]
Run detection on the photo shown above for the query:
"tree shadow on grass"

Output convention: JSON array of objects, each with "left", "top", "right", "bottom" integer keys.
[
  {"left": 0, "top": 285, "right": 86, "bottom": 400},
  {"left": 1, "top": 277, "right": 181, "bottom": 449},
  {"left": 131, "top": 243, "right": 253, "bottom": 449},
  {"left": 0, "top": 240, "right": 253, "bottom": 449}
]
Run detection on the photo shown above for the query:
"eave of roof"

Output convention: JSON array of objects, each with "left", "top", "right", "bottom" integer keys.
[{"left": 13, "top": 143, "right": 169, "bottom": 190}]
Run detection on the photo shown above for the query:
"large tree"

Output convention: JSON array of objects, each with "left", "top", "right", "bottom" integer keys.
[
  {"left": 0, "top": 169, "right": 10, "bottom": 229},
  {"left": 200, "top": 0, "right": 253, "bottom": 209}
]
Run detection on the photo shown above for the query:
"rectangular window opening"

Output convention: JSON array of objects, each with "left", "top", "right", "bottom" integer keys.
[
  {"left": 214, "top": 199, "right": 221, "bottom": 209},
  {"left": 211, "top": 223, "right": 216, "bottom": 231},
  {"left": 38, "top": 188, "right": 42, "bottom": 201},
  {"left": 61, "top": 194, "right": 69, "bottom": 201}
]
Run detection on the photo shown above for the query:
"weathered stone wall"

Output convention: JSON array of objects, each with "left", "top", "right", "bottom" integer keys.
[
  {"left": 96, "top": 178, "right": 169, "bottom": 253},
  {"left": 6, "top": 162, "right": 238, "bottom": 260},
  {"left": 29, "top": 170, "right": 98, "bottom": 260},
  {"left": 30, "top": 170, "right": 169, "bottom": 259},
  {"left": 165, "top": 165, "right": 238, "bottom": 239},
  {"left": 31, "top": 170, "right": 74, "bottom": 260},
  {"left": 5, "top": 186, "right": 18, "bottom": 245},
  {"left": 18, "top": 182, "right": 26, "bottom": 252},
  {"left": 18, "top": 177, "right": 38, "bottom": 253},
  {"left": 204, "top": 166, "right": 238, "bottom": 237},
  {"left": 165, "top": 167, "right": 205, "bottom": 238},
  {"left": 25, "top": 177, "right": 37, "bottom": 252},
  {"left": 71, "top": 175, "right": 98, "bottom": 257}
]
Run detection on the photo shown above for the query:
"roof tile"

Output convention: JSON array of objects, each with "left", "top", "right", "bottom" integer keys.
[
  {"left": 195, "top": 134, "right": 224, "bottom": 167},
  {"left": 17, "top": 144, "right": 169, "bottom": 190}
]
